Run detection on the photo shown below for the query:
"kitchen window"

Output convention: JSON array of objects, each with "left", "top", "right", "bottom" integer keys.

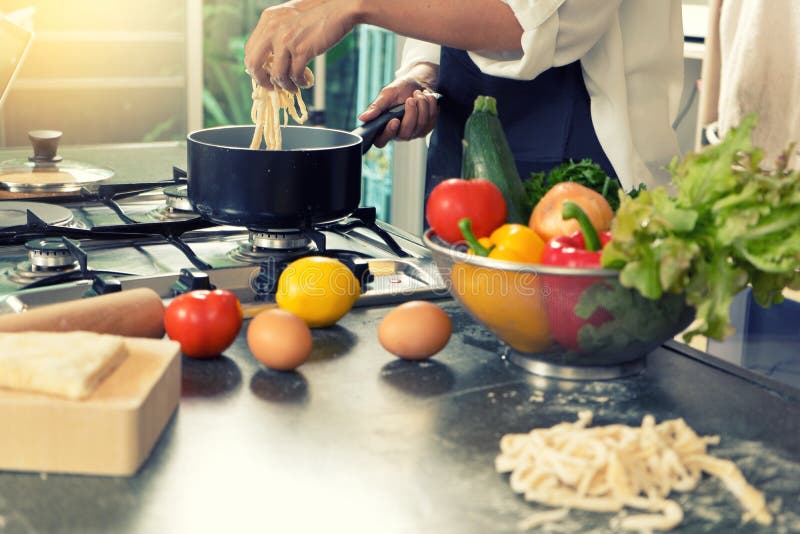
[
  {"left": 0, "top": 0, "right": 196, "bottom": 146},
  {"left": 0, "top": 0, "right": 426, "bottom": 232}
]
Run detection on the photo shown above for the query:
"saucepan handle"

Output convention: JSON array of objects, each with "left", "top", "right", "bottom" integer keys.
[{"left": 351, "top": 93, "right": 442, "bottom": 155}]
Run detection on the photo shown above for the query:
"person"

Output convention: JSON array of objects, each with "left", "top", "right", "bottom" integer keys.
[{"left": 244, "top": 1, "right": 684, "bottom": 196}]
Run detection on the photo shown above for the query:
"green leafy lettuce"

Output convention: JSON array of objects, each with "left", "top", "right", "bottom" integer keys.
[{"left": 601, "top": 114, "right": 800, "bottom": 341}]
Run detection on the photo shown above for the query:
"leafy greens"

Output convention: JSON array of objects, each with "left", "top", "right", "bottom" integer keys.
[
  {"left": 575, "top": 281, "right": 692, "bottom": 356},
  {"left": 524, "top": 159, "right": 645, "bottom": 211},
  {"left": 601, "top": 114, "right": 800, "bottom": 341}
]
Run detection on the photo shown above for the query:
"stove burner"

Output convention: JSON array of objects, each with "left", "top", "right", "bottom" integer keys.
[
  {"left": 251, "top": 230, "right": 311, "bottom": 250},
  {"left": 145, "top": 185, "right": 198, "bottom": 221},
  {"left": 25, "top": 238, "right": 76, "bottom": 268},
  {"left": 164, "top": 185, "right": 193, "bottom": 212},
  {"left": 230, "top": 230, "right": 315, "bottom": 264},
  {"left": 0, "top": 201, "right": 73, "bottom": 229},
  {"left": 7, "top": 237, "right": 79, "bottom": 284}
]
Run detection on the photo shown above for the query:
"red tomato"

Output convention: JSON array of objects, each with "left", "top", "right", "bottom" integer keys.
[
  {"left": 164, "top": 289, "right": 243, "bottom": 358},
  {"left": 425, "top": 178, "right": 507, "bottom": 243}
]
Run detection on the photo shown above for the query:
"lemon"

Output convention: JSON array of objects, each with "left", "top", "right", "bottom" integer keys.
[{"left": 276, "top": 256, "right": 361, "bottom": 328}]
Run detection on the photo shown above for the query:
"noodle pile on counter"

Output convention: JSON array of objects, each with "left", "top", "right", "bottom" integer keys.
[
  {"left": 495, "top": 411, "right": 773, "bottom": 531},
  {"left": 249, "top": 63, "right": 314, "bottom": 150}
]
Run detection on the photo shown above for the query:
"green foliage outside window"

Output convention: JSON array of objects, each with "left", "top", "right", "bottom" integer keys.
[
  {"left": 201, "top": 0, "right": 359, "bottom": 130},
  {"left": 200, "top": 1, "right": 396, "bottom": 221}
]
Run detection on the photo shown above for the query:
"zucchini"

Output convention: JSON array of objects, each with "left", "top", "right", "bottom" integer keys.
[{"left": 461, "top": 95, "right": 530, "bottom": 224}]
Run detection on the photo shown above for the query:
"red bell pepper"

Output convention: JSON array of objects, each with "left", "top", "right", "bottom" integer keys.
[{"left": 541, "top": 201, "right": 613, "bottom": 351}]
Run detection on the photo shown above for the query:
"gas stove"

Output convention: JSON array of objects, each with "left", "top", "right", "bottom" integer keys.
[{"left": 0, "top": 172, "right": 447, "bottom": 312}]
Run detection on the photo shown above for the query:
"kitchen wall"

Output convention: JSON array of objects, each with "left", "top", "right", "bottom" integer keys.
[{"left": 0, "top": 0, "right": 197, "bottom": 148}]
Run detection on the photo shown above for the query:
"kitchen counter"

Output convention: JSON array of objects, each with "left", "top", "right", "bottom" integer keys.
[
  {"left": 2, "top": 141, "right": 799, "bottom": 533},
  {"left": 1, "top": 300, "right": 799, "bottom": 534}
]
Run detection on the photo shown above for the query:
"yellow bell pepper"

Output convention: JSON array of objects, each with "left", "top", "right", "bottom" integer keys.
[
  {"left": 453, "top": 218, "right": 551, "bottom": 353},
  {"left": 450, "top": 262, "right": 552, "bottom": 353},
  {"left": 460, "top": 219, "right": 545, "bottom": 264}
]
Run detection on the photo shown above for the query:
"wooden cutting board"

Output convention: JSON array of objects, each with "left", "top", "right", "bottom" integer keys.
[{"left": 0, "top": 337, "right": 181, "bottom": 476}]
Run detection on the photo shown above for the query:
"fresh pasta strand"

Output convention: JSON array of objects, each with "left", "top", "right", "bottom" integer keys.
[
  {"left": 248, "top": 62, "right": 314, "bottom": 150},
  {"left": 496, "top": 412, "right": 774, "bottom": 532}
]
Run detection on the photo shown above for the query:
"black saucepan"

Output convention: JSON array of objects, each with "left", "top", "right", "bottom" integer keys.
[{"left": 186, "top": 104, "right": 406, "bottom": 230}]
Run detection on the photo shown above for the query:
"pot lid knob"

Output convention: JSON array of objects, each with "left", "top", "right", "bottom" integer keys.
[{"left": 28, "top": 130, "right": 64, "bottom": 164}]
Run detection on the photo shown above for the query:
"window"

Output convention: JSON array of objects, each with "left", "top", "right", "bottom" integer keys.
[
  {"left": 0, "top": 1, "right": 425, "bottom": 230},
  {"left": 0, "top": 0, "right": 193, "bottom": 146}
]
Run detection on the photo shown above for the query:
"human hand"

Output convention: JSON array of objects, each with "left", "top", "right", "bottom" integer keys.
[
  {"left": 244, "top": 0, "right": 359, "bottom": 91},
  {"left": 358, "top": 63, "right": 440, "bottom": 148}
]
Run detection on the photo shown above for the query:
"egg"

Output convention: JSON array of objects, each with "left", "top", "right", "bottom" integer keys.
[
  {"left": 378, "top": 301, "right": 452, "bottom": 360},
  {"left": 247, "top": 308, "right": 312, "bottom": 371}
]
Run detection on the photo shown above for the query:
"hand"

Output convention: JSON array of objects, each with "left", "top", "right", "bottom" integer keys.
[
  {"left": 244, "top": 0, "right": 359, "bottom": 91},
  {"left": 358, "top": 63, "right": 440, "bottom": 148}
]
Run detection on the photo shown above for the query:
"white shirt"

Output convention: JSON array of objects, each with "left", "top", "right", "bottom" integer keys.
[{"left": 397, "top": 0, "right": 684, "bottom": 190}]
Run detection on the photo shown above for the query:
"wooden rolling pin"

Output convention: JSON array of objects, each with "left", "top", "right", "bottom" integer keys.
[{"left": 0, "top": 288, "right": 166, "bottom": 338}]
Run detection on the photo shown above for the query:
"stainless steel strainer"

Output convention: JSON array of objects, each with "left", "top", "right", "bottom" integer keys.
[{"left": 423, "top": 230, "right": 695, "bottom": 380}]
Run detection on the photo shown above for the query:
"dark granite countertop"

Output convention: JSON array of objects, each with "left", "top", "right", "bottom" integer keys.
[{"left": 1, "top": 300, "right": 798, "bottom": 534}]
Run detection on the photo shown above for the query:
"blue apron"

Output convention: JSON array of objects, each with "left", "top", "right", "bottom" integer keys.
[{"left": 425, "top": 47, "right": 615, "bottom": 197}]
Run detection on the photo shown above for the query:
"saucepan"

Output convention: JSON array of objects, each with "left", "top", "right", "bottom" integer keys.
[{"left": 187, "top": 102, "right": 414, "bottom": 230}]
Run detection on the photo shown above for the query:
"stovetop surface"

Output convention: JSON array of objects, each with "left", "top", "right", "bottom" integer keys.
[
  {"left": 0, "top": 142, "right": 448, "bottom": 309},
  {"left": 0, "top": 196, "right": 446, "bottom": 307}
]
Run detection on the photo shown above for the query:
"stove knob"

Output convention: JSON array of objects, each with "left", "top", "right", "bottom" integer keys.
[
  {"left": 170, "top": 268, "right": 213, "bottom": 296},
  {"left": 84, "top": 274, "right": 122, "bottom": 297}
]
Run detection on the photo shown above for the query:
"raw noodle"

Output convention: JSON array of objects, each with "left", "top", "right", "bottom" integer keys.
[
  {"left": 495, "top": 411, "right": 773, "bottom": 531},
  {"left": 248, "top": 63, "right": 313, "bottom": 150}
]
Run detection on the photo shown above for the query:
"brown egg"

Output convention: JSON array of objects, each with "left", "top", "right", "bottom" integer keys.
[
  {"left": 247, "top": 308, "right": 312, "bottom": 371},
  {"left": 378, "top": 301, "right": 452, "bottom": 360}
]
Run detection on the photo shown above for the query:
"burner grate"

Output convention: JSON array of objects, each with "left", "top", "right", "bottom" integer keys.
[
  {"left": 5, "top": 236, "right": 134, "bottom": 290},
  {"left": 322, "top": 207, "right": 410, "bottom": 258},
  {"left": 1, "top": 176, "right": 419, "bottom": 294},
  {"left": 0, "top": 208, "right": 218, "bottom": 271}
]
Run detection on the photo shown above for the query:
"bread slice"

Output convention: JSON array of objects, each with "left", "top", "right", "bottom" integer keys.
[{"left": 0, "top": 331, "right": 128, "bottom": 400}]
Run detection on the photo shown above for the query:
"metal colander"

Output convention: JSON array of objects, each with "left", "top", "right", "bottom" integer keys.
[{"left": 423, "top": 230, "right": 695, "bottom": 380}]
